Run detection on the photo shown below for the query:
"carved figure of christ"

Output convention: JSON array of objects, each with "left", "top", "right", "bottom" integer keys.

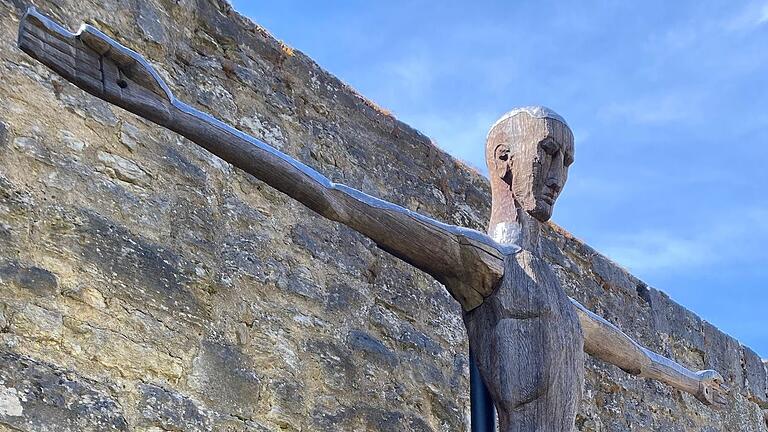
[{"left": 17, "top": 8, "right": 729, "bottom": 431}]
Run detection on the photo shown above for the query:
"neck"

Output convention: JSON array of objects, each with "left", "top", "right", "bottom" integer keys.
[{"left": 488, "top": 190, "right": 541, "bottom": 252}]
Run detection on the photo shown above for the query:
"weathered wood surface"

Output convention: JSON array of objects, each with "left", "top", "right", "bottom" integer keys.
[
  {"left": 16, "top": 8, "right": 730, "bottom": 430},
  {"left": 572, "top": 299, "right": 728, "bottom": 407},
  {"left": 464, "top": 246, "right": 585, "bottom": 431},
  {"left": 478, "top": 111, "right": 585, "bottom": 430}
]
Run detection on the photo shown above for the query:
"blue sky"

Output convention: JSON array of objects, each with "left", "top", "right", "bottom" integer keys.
[{"left": 232, "top": 1, "right": 768, "bottom": 356}]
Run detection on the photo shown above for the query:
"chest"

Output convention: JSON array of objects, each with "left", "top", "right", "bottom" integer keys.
[{"left": 484, "top": 249, "right": 571, "bottom": 320}]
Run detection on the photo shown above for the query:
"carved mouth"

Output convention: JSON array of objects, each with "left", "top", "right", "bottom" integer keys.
[{"left": 541, "top": 191, "right": 556, "bottom": 205}]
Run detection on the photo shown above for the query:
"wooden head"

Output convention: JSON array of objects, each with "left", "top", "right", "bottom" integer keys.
[{"left": 486, "top": 106, "right": 574, "bottom": 225}]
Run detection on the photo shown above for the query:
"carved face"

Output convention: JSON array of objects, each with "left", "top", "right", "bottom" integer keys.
[{"left": 487, "top": 115, "right": 574, "bottom": 222}]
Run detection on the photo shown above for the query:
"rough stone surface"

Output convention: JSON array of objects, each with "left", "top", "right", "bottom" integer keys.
[
  {"left": 0, "top": 1, "right": 765, "bottom": 431},
  {"left": 0, "top": 351, "right": 128, "bottom": 431},
  {"left": 0, "top": 122, "right": 7, "bottom": 148}
]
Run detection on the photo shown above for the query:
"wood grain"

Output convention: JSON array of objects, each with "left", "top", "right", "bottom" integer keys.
[{"left": 464, "top": 248, "right": 584, "bottom": 431}]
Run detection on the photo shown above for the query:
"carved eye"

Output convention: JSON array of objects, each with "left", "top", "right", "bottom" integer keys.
[
  {"left": 542, "top": 140, "right": 558, "bottom": 156},
  {"left": 117, "top": 79, "right": 128, "bottom": 89},
  {"left": 497, "top": 149, "right": 509, "bottom": 161},
  {"left": 564, "top": 154, "right": 574, "bottom": 166}
]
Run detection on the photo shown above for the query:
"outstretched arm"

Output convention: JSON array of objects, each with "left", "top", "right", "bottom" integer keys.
[
  {"left": 570, "top": 298, "right": 729, "bottom": 407},
  {"left": 17, "top": 8, "right": 513, "bottom": 310}
]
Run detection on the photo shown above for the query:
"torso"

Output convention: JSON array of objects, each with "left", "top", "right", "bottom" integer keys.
[{"left": 463, "top": 246, "right": 584, "bottom": 431}]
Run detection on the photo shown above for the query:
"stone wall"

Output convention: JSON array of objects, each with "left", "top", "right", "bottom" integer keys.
[{"left": 0, "top": 1, "right": 765, "bottom": 431}]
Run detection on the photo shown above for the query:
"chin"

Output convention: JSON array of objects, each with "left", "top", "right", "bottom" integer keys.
[{"left": 527, "top": 202, "right": 553, "bottom": 222}]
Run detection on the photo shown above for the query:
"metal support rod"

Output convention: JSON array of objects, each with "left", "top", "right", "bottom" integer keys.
[{"left": 470, "top": 349, "right": 495, "bottom": 432}]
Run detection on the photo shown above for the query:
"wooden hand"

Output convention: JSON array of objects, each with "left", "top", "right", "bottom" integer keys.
[
  {"left": 18, "top": 7, "right": 173, "bottom": 125},
  {"left": 694, "top": 370, "right": 729, "bottom": 408}
]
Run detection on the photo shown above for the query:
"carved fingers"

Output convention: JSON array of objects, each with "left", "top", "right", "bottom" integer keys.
[
  {"left": 17, "top": 8, "right": 173, "bottom": 124},
  {"left": 695, "top": 370, "right": 730, "bottom": 408},
  {"left": 18, "top": 9, "right": 104, "bottom": 95}
]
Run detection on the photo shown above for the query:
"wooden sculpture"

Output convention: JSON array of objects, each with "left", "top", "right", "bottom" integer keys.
[{"left": 17, "top": 8, "right": 729, "bottom": 431}]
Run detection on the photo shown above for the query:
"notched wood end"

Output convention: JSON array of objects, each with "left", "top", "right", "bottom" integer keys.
[{"left": 17, "top": 7, "right": 174, "bottom": 124}]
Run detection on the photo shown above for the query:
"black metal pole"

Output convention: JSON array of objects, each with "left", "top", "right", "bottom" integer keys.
[{"left": 470, "top": 349, "right": 495, "bottom": 432}]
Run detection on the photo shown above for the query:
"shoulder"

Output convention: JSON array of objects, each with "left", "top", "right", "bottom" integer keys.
[{"left": 450, "top": 244, "right": 523, "bottom": 311}]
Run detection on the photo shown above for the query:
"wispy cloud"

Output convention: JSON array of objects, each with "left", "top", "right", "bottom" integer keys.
[
  {"left": 760, "top": 5, "right": 768, "bottom": 24},
  {"left": 599, "top": 92, "right": 704, "bottom": 125},
  {"left": 384, "top": 55, "right": 434, "bottom": 101},
  {"left": 723, "top": 1, "right": 768, "bottom": 31},
  {"left": 601, "top": 231, "right": 711, "bottom": 273},
  {"left": 659, "top": 25, "right": 702, "bottom": 50},
  {"left": 597, "top": 205, "right": 768, "bottom": 274},
  {"left": 405, "top": 111, "right": 498, "bottom": 174}
]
